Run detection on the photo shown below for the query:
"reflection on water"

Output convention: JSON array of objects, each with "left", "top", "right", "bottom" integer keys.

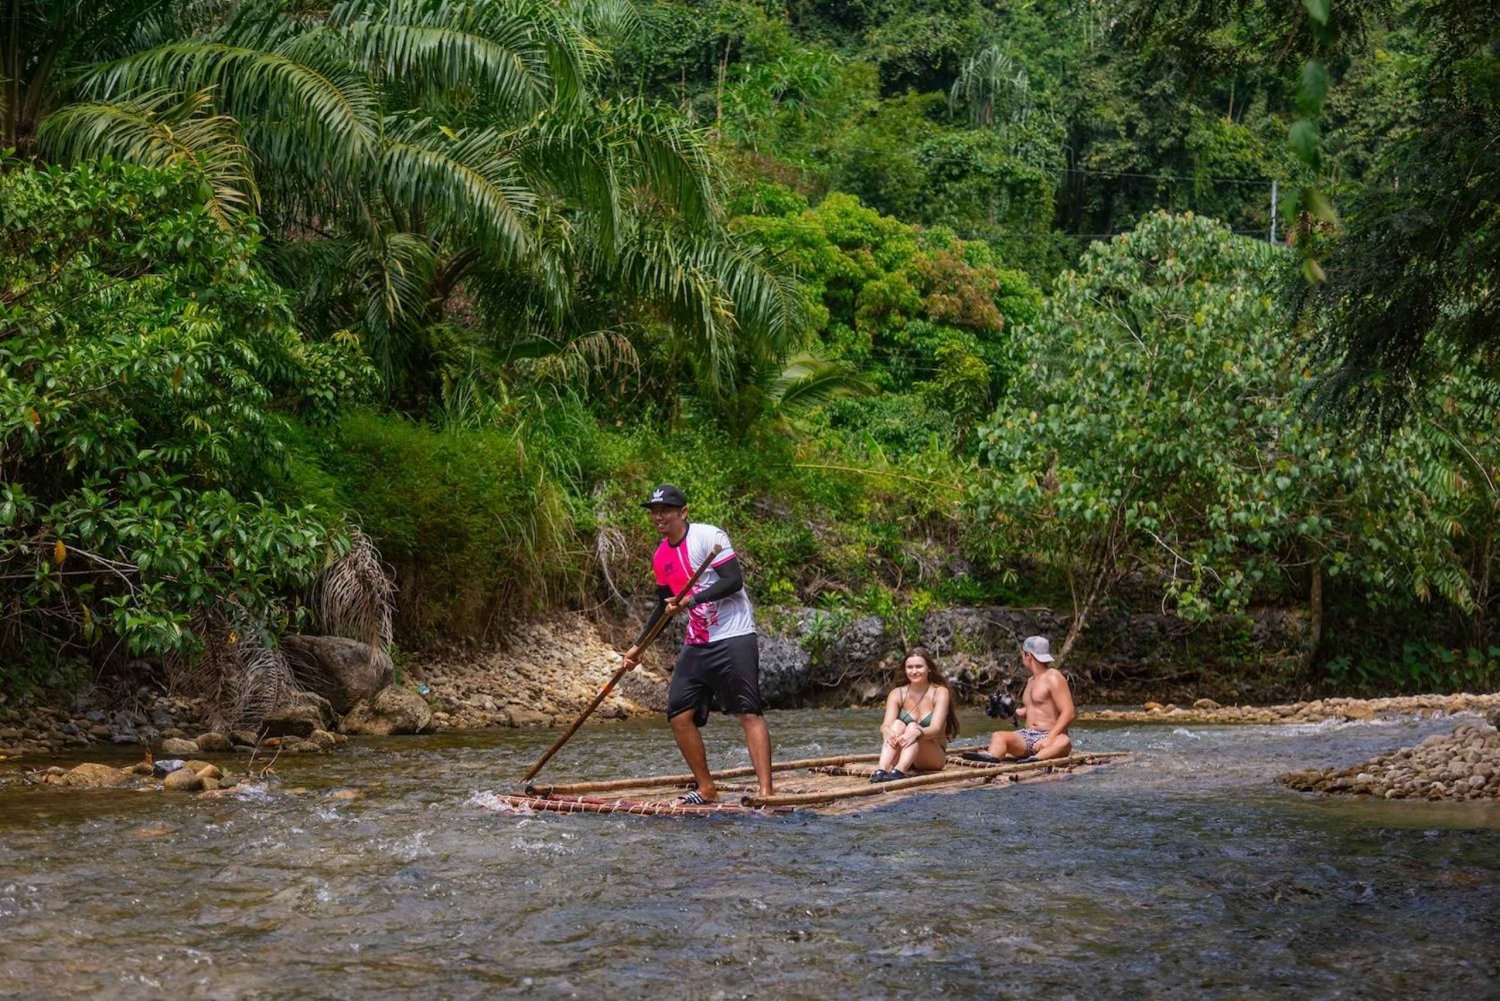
[{"left": 1, "top": 711, "right": 1497, "bottom": 999}]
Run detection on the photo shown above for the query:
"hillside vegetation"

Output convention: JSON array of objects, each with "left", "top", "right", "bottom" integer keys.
[{"left": 1, "top": 0, "right": 1495, "bottom": 707}]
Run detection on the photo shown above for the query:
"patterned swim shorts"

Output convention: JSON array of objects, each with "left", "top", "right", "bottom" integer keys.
[{"left": 1018, "top": 728, "right": 1049, "bottom": 756}]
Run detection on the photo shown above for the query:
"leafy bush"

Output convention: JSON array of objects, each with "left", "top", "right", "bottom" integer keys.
[{"left": 0, "top": 162, "right": 355, "bottom": 676}]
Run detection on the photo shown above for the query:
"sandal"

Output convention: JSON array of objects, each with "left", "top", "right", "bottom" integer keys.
[
  {"left": 869, "top": 769, "right": 888, "bottom": 784},
  {"left": 885, "top": 769, "right": 906, "bottom": 782},
  {"left": 961, "top": 751, "right": 1005, "bottom": 764},
  {"left": 675, "top": 790, "right": 716, "bottom": 806}
]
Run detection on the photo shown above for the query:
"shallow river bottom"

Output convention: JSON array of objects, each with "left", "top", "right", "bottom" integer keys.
[{"left": 2, "top": 710, "right": 1498, "bottom": 1000}]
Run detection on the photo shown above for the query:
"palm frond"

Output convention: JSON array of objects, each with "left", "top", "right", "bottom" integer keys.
[
  {"left": 604, "top": 100, "right": 717, "bottom": 230},
  {"left": 614, "top": 227, "right": 806, "bottom": 392},
  {"left": 770, "top": 352, "right": 875, "bottom": 412},
  {"left": 84, "top": 37, "right": 379, "bottom": 168},
  {"left": 165, "top": 606, "right": 306, "bottom": 730},
  {"left": 329, "top": 0, "right": 582, "bottom": 116},
  {"left": 379, "top": 120, "right": 538, "bottom": 262},
  {"left": 37, "top": 88, "right": 258, "bottom": 222},
  {"left": 521, "top": 327, "right": 641, "bottom": 384}
]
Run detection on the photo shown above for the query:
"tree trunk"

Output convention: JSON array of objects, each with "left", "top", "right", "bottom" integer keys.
[{"left": 1309, "top": 562, "right": 1323, "bottom": 648}]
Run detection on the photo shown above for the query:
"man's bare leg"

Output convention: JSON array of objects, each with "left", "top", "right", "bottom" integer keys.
[
  {"left": 670, "top": 710, "right": 717, "bottom": 801},
  {"left": 1033, "top": 733, "right": 1072, "bottom": 761},
  {"left": 739, "top": 713, "right": 774, "bottom": 796},
  {"left": 987, "top": 730, "right": 1029, "bottom": 759}
]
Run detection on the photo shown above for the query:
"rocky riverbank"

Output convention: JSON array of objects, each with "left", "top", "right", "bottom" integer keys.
[
  {"left": 1079, "top": 692, "right": 1500, "bottom": 725},
  {"left": 407, "top": 616, "right": 667, "bottom": 729},
  {"left": 2, "top": 609, "right": 1495, "bottom": 768},
  {"left": 0, "top": 693, "right": 208, "bottom": 761},
  {"left": 1279, "top": 719, "right": 1500, "bottom": 801}
]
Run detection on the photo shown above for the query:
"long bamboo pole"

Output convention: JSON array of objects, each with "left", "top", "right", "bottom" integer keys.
[
  {"left": 520, "top": 544, "right": 722, "bottom": 787},
  {"left": 527, "top": 744, "right": 997, "bottom": 796},
  {"left": 741, "top": 752, "right": 1126, "bottom": 808}
]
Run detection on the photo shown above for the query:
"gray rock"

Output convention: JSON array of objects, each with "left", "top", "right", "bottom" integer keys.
[
  {"left": 757, "top": 632, "right": 812, "bottom": 704},
  {"left": 282, "top": 634, "right": 395, "bottom": 715},
  {"left": 160, "top": 737, "right": 200, "bottom": 756},
  {"left": 153, "top": 759, "right": 187, "bottom": 776},
  {"left": 341, "top": 686, "right": 434, "bottom": 736}
]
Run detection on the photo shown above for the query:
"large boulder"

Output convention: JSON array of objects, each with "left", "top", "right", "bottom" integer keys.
[
  {"left": 282, "top": 634, "right": 394, "bottom": 715},
  {"left": 341, "top": 686, "right": 434, "bottom": 736},
  {"left": 194, "top": 732, "right": 234, "bottom": 752},
  {"left": 757, "top": 633, "right": 812, "bottom": 705}
]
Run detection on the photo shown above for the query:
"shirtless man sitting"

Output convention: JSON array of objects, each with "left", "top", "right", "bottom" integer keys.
[{"left": 966, "top": 635, "right": 1075, "bottom": 762}]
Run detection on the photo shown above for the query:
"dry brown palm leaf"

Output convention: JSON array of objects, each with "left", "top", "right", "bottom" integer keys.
[
  {"left": 313, "top": 528, "right": 396, "bottom": 652},
  {"left": 593, "top": 484, "right": 628, "bottom": 605},
  {"left": 165, "top": 607, "right": 307, "bottom": 730}
]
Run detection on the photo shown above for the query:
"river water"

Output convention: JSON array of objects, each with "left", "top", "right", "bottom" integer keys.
[{"left": 2, "top": 710, "right": 1497, "bottom": 999}]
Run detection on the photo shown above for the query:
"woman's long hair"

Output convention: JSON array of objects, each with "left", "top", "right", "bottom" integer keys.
[{"left": 900, "top": 647, "right": 960, "bottom": 740}]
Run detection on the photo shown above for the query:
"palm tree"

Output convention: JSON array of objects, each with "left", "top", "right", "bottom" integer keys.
[{"left": 11, "top": 0, "right": 803, "bottom": 403}]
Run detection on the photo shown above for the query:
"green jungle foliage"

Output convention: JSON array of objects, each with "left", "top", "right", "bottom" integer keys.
[
  {"left": 734, "top": 191, "right": 1040, "bottom": 441},
  {"left": 0, "top": 0, "right": 1495, "bottom": 697},
  {"left": 974, "top": 212, "right": 1492, "bottom": 662},
  {"left": 0, "top": 163, "right": 357, "bottom": 680}
]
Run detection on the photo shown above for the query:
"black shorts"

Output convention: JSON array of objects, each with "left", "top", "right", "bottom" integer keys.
[{"left": 667, "top": 633, "right": 764, "bottom": 726}]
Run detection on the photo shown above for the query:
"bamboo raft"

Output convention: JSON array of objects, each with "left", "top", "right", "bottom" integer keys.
[{"left": 486, "top": 747, "right": 1127, "bottom": 818}]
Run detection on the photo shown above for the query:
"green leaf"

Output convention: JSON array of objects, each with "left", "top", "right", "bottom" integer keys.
[
  {"left": 1288, "top": 120, "right": 1320, "bottom": 166},
  {"left": 1298, "top": 61, "right": 1329, "bottom": 116}
]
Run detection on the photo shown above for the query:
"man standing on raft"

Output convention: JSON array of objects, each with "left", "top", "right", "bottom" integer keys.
[{"left": 621, "top": 484, "right": 773, "bottom": 803}]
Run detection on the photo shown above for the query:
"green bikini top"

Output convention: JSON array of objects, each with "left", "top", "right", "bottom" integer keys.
[{"left": 897, "top": 686, "right": 935, "bottom": 727}]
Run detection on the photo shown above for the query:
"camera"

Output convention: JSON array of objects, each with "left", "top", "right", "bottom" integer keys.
[{"left": 985, "top": 690, "right": 1017, "bottom": 719}]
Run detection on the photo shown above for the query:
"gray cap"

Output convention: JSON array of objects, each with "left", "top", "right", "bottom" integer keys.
[{"left": 1022, "top": 635, "right": 1055, "bottom": 663}]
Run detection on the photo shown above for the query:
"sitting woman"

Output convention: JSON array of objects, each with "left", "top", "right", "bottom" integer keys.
[{"left": 871, "top": 648, "right": 960, "bottom": 783}]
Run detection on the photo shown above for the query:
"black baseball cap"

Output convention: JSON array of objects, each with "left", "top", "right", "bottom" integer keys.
[{"left": 641, "top": 484, "right": 687, "bottom": 509}]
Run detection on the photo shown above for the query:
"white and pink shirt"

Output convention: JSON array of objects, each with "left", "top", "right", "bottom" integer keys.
[{"left": 652, "top": 522, "right": 755, "bottom": 646}]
